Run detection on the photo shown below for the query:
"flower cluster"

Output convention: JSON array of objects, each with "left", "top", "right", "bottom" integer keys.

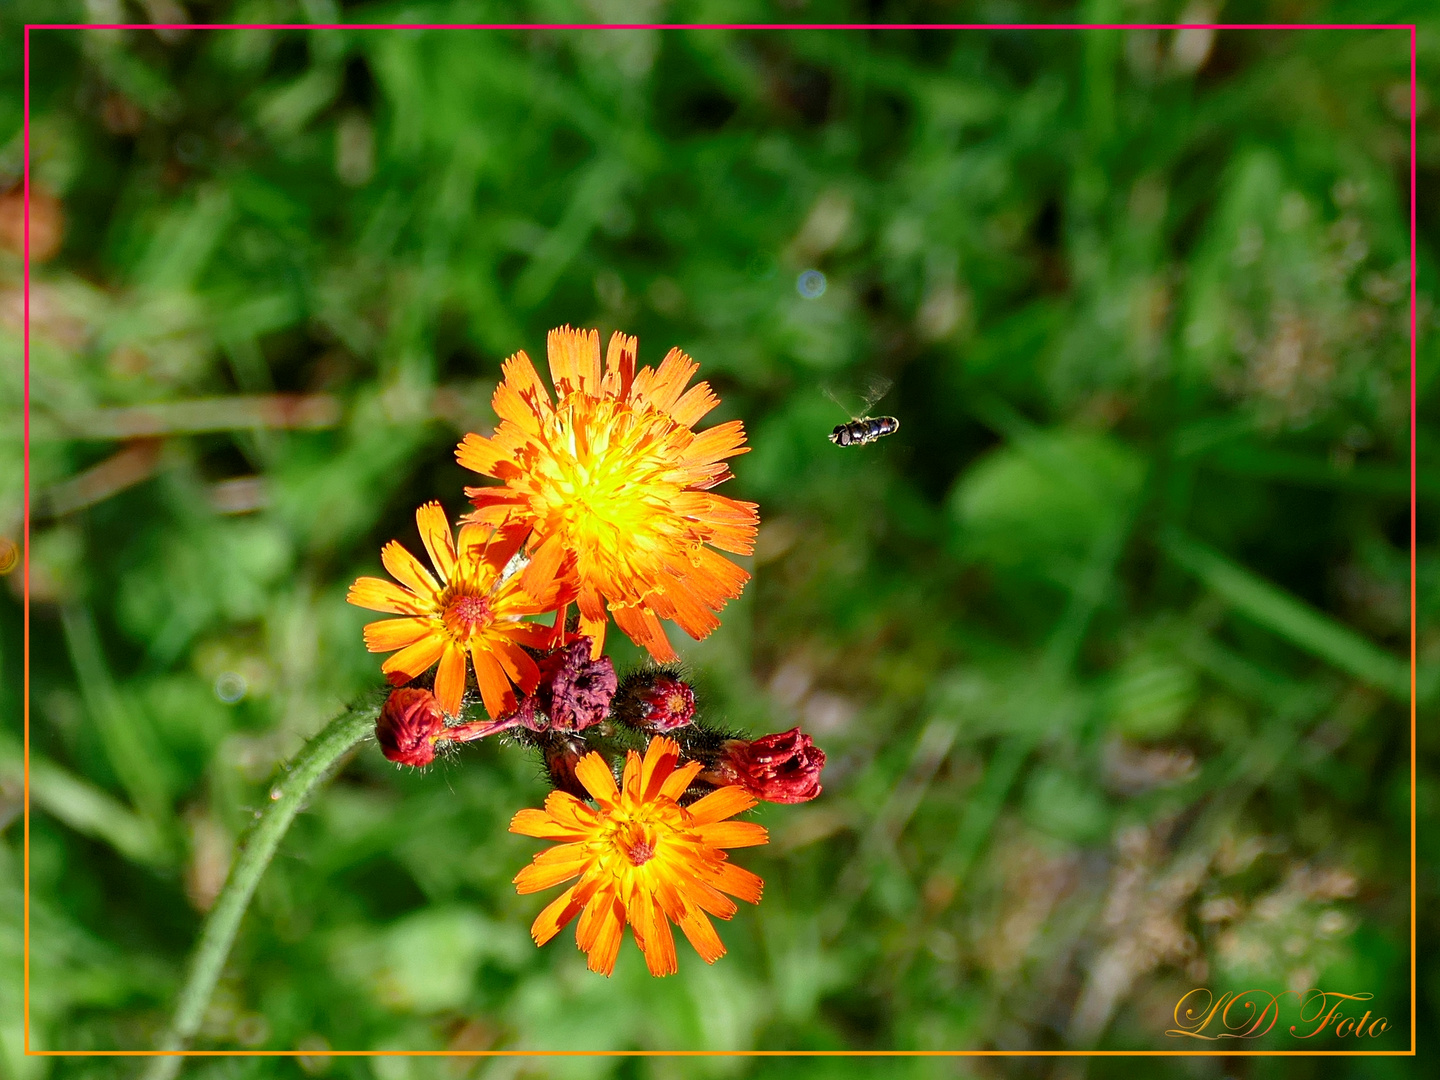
[{"left": 347, "top": 328, "right": 825, "bottom": 978}]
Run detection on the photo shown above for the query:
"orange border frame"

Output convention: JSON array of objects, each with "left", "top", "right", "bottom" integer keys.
[{"left": 16, "top": 19, "right": 1422, "bottom": 1065}]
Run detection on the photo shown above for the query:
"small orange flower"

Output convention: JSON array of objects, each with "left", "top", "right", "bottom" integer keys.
[
  {"left": 510, "top": 735, "right": 768, "bottom": 977},
  {"left": 347, "top": 502, "right": 556, "bottom": 718},
  {"left": 457, "top": 326, "right": 759, "bottom": 662}
]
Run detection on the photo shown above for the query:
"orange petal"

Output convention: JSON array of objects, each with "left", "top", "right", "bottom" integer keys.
[
  {"left": 658, "top": 760, "right": 704, "bottom": 801},
  {"left": 701, "top": 861, "right": 764, "bottom": 905},
  {"left": 490, "top": 635, "right": 541, "bottom": 695},
  {"left": 450, "top": 525, "right": 500, "bottom": 593},
  {"left": 611, "top": 603, "right": 676, "bottom": 663},
  {"left": 695, "top": 821, "right": 769, "bottom": 849},
  {"left": 689, "top": 546, "right": 750, "bottom": 602},
  {"left": 582, "top": 894, "right": 626, "bottom": 977},
  {"left": 509, "top": 808, "right": 589, "bottom": 840},
  {"left": 633, "top": 893, "right": 678, "bottom": 977},
  {"left": 415, "top": 502, "right": 458, "bottom": 583},
  {"left": 668, "top": 380, "right": 719, "bottom": 427},
  {"left": 433, "top": 644, "right": 468, "bottom": 717},
  {"left": 531, "top": 885, "right": 584, "bottom": 946},
  {"left": 681, "top": 419, "right": 750, "bottom": 465},
  {"left": 672, "top": 493, "right": 759, "bottom": 555},
  {"left": 678, "top": 875, "right": 739, "bottom": 921},
  {"left": 492, "top": 374, "right": 541, "bottom": 437},
  {"left": 347, "top": 576, "right": 428, "bottom": 615},
  {"left": 464, "top": 521, "right": 528, "bottom": 578},
  {"left": 578, "top": 610, "right": 608, "bottom": 657},
  {"left": 463, "top": 487, "right": 526, "bottom": 524},
  {"left": 603, "top": 331, "right": 637, "bottom": 397},
  {"left": 520, "top": 531, "right": 569, "bottom": 605},
  {"left": 514, "top": 845, "right": 591, "bottom": 894},
  {"left": 381, "top": 634, "right": 445, "bottom": 684},
  {"left": 636, "top": 347, "right": 698, "bottom": 414},
  {"left": 363, "top": 617, "right": 433, "bottom": 653},
  {"left": 500, "top": 349, "right": 552, "bottom": 409},
  {"left": 381, "top": 540, "right": 442, "bottom": 602},
  {"left": 544, "top": 790, "right": 600, "bottom": 828},
  {"left": 469, "top": 642, "right": 516, "bottom": 719},
  {"left": 547, "top": 325, "right": 602, "bottom": 399},
  {"left": 639, "top": 736, "right": 681, "bottom": 802},
  {"left": 573, "top": 752, "right": 618, "bottom": 804},
  {"left": 576, "top": 581, "right": 607, "bottom": 624},
  {"left": 455, "top": 432, "right": 512, "bottom": 478},
  {"left": 620, "top": 749, "right": 643, "bottom": 800},
  {"left": 657, "top": 578, "right": 722, "bottom": 642},
  {"left": 576, "top": 888, "right": 611, "bottom": 952},
  {"left": 686, "top": 785, "right": 757, "bottom": 824},
  {"left": 676, "top": 904, "right": 726, "bottom": 964},
  {"left": 501, "top": 620, "right": 560, "bottom": 648}
]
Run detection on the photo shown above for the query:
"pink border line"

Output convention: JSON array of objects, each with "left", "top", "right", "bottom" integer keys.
[
  {"left": 19, "top": 19, "right": 1416, "bottom": 1065},
  {"left": 21, "top": 18, "right": 32, "bottom": 1067},
  {"left": 1409, "top": 22, "right": 1419, "bottom": 1055},
  {"left": 23, "top": 22, "right": 1421, "bottom": 31}
]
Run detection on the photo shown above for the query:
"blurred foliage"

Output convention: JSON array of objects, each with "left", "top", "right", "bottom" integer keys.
[{"left": 1, "top": 2, "right": 1437, "bottom": 1079}]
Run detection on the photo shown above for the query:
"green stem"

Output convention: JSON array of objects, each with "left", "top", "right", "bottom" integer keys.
[{"left": 141, "top": 705, "right": 376, "bottom": 1080}]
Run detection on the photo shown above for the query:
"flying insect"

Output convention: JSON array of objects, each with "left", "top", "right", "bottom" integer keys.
[{"left": 826, "top": 377, "right": 900, "bottom": 447}]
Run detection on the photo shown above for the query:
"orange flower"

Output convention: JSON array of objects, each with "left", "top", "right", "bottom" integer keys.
[
  {"left": 509, "top": 735, "right": 768, "bottom": 977},
  {"left": 457, "top": 326, "right": 759, "bottom": 662},
  {"left": 347, "top": 502, "right": 555, "bottom": 718}
]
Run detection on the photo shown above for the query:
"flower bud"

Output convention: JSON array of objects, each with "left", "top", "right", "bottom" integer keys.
[
  {"left": 539, "top": 734, "right": 590, "bottom": 799},
  {"left": 521, "top": 638, "right": 617, "bottom": 732},
  {"left": 710, "top": 727, "right": 825, "bottom": 803},
  {"left": 376, "top": 688, "right": 445, "bottom": 767},
  {"left": 613, "top": 670, "right": 697, "bottom": 732}
]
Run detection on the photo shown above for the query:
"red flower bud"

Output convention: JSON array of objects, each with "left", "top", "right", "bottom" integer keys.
[
  {"left": 712, "top": 727, "right": 825, "bottom": 804},
  {"left": 376, "top": 688, "right": 445, "bottom": 767},
  {"left": 613, "top": 671, "right": 697, "bottom": 732},
  {"left": 539, "top": 734, "right": 590, "bottom": 799}
]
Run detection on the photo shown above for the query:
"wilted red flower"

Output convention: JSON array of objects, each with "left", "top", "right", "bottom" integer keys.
[
  {"left": 376, "top": 688, "right": 446, "bottom": 766},
  {"left": 510, "top": 637, "right": 618, "bottom": 732},
  {"left": 612, "top": 670, "right": 696, "bottom": 732},
  {"left": 709, "top": 727, "right": 825, "bottom": 804}
]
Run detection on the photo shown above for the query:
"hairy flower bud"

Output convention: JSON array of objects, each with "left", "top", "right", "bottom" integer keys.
[
  {"left": 376, "top": 688, "right": 445, "bottom": 767},
  {"left": 710, "top": 727, "right": 825, "bottom": 803},
  {"left": 539, "top": 733, "right": 590, "bottom": 799},
  {"left": 612, "top": 669, "right": 697, "bottom": 732}
]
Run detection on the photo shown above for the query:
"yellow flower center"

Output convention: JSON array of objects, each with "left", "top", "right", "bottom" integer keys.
[
  {"left": 541, "top": 400, "right": 681, "bottom": 560},
  {"left": 442, "top": 591, "right": 492, "bottom": 642}
]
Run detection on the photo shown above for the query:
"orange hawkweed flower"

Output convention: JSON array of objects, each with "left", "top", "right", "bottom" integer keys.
[
  {"left": 509, "top": 735, "right": 768, "bottom": 977},
  {"left": 457, "top": 326, "right": 759, "bottom": 662},
  {"left": 347, "top": 502, "right": 555, "bottom": 719}
]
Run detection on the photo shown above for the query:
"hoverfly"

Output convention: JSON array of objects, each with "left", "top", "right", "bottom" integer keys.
[{"left": 825, "top": 376, "right": 900, "bottom": 447}]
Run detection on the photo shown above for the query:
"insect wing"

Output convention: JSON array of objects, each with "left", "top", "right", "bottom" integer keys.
[
  {"left": 858, "top": 375, "right": 894, "bottom": 414},
  {"left": 822, "top": 375, "right": 893, "bottom": 421}
]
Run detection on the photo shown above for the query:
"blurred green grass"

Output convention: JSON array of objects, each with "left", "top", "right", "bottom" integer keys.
[{"left": 1, "top": 3, "right": 1436, "bottom": 1078}]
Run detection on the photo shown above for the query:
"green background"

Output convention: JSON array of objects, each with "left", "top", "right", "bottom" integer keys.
[{"left": 1, "top": 2, "right": 1435, "bottom": 1077}]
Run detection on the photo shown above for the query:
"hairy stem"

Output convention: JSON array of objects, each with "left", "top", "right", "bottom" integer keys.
[{"left": 141, "top": 705, "right": 376, "bottom": 1080}]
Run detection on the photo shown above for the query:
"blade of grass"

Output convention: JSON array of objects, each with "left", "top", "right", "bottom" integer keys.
[
  {"left": 39, "top": 395, "right": 342, "bottom": 441},
  {"left": 60, "top": 604, "right": 175, "bottom": 831},
  {"left": 1160, "top": 528, "right": 1414, "bottom": 702},
  {"left": 0, "top": 747, "right": 168, "bottom": 867}
]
